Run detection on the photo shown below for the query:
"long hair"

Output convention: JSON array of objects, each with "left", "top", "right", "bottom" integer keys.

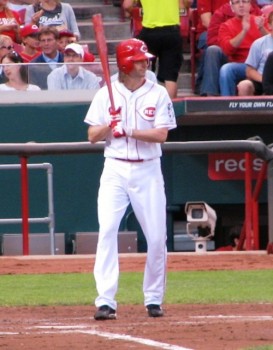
[{"left": 1, "top": 51, "right": 28, "bottom": 83}]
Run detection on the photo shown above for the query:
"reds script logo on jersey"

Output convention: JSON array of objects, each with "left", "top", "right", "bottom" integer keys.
[{"left": 141, "top": 106, "right": 156, "bottom": 121}]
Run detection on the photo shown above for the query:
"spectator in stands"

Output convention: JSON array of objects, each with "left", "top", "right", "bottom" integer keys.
[
  {"left": 123, "top": 0, "right": 183, "bottom": 99},
  {"left": 262, "top": 50, "right": 273, "bottom": 94},
  {"left": 237, "top": 11, "right": 273, "bottom": 95},
  {"left": 19, "top": 23, "right": 41, "bottom": 62},
  {"left": 0, "top": 34, "right": 13, "bottom": 82},
  {"left": 0, "top": 0, "right": 22, "bottom": 43},
  {"left": 123, "top": 0, "right": 142, "bottom": 37},
  {"left": 47, "top": 43, "right": 101, "bottom": 90},
  {"left": 0, "top": 50, "right": 40, "bottom": 90},
  {"left": 200, "top": 0, "right": 266, "bottom": 96},
  {"left": 7, "top": 0, "right": 33, "bottom": 24},
  {"left": 195, "top": 0, "right": 262, "bottom": 94},
  {"left": 24, "top": 0, "right": 80, "bottom": 40},
  {"left": 257, "top": 0, "right": 273, "bottom": 6},
  {"left": 193, "top": 0, "right": 229, "bottom": 94},
  {"left": 207, "top": 2, "right": 262, "bottom": 46},
  {"left": 57, "top": 29, "right": 74, "bottom": 52},
  {"left": 28, "top": 26, "right": 63, "bottom": 89},
  {"left": 219, "top": 1, "right": 267, "bottom": 95},
  {"left": 57, "top": 29, "right": 95, "bottom": 63}
]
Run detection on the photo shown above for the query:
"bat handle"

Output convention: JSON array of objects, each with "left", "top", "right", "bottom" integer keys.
[{"left": 109, "top": 106, "right": 121, "bottom": 116}]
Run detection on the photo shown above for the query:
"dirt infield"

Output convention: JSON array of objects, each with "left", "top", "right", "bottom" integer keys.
[{"left": 1, "top": 252, "right": 273, "bottom": 350}]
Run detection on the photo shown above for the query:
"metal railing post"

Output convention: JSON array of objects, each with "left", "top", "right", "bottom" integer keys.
[
  {"left": 0, "top": 163, "right": 55, "bottom": 255},
  {"left": 46, "top": 163, "right": 55, "bottom": 255},
  {"left": 20, "top": 156, "right": 30, "bottom": 255},
  {"left": 244, "top": 152, "right": 253, "bottom": 250},
  {"left": 252, "top": 162, "right": 267, "bottom": 250}
]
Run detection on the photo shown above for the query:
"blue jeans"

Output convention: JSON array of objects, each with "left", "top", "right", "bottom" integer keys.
[
  {"left": 200, "top": 45, "right": 227, "bottom": 96},
  {"left": 194, "top": 31, "right": 208, "bottom": 93},
  {"left": 219, "top": 62, "right": 247, "bottom": 96}
]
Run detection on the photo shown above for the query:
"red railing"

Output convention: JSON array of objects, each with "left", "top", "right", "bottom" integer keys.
[{"left": 238, "top": 153, "right": 267, "bottom": 250}]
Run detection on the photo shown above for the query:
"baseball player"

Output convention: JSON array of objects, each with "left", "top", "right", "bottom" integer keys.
[{"left": 84, "top": 38, "right": 177, "bottom": 320}]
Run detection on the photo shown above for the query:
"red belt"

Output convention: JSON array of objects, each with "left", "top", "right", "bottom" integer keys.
[{"left": 114, "top": 158, "right": 144, "bottom": 162}]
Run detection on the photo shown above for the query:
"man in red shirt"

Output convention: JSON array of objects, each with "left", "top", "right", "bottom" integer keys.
[
  {"left": 200, "top": 0, "right": 266, "bottom": 96},
  {"left": 207, "top": 2, "right": 261, "bottom": 46},
  {"left": 197, "top": 0, "right": 229, "bottom": 36}
]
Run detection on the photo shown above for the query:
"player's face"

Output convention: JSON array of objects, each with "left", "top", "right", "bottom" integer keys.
[{"left": 130, "top": 59, "right": 148, "bottom": 78}]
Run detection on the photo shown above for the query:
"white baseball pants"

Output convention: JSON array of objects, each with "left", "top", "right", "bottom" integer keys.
[{"left": 94, "top": 157, "right": 167, "bottom": 310}]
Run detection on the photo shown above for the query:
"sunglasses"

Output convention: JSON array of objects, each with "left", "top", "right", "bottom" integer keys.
[
  {"left": 0, "top": 45, "right": 14, "bottom": 50},
  {"left": 1, "top": 50, "right": 22, "bottom": 64}
]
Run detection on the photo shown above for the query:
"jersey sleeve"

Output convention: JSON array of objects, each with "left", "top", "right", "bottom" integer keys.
[
  {"left": 154, "top": 89, "right": 177, "bottom": 130},
  {"left": 84, "top": 86, "right": 109, "bottom": 126}
]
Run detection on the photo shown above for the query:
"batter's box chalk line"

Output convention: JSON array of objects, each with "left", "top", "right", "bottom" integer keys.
[{"left": 34, "top": 325, "right": 194, "bottom": 350}]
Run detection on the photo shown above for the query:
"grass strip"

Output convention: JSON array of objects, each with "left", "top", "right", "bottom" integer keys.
[{"left": 0, "top": 269, "right": 273, "bottom": 307}]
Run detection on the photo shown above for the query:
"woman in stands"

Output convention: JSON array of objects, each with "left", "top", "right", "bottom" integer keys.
[
  {"left": 0, "top": 50, "right": 40, "bottom": 90},
  {"left": 0, "top": 0, "right": 22, "bottom": 43},
  {"left": 24, "top": 0, "right": 80, "bottom": 40}
]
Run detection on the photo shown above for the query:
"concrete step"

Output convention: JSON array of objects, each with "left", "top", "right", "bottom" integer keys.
[
  {"left": 73, "top": 3, "right": 124, "bottom": 21},
  {"left": 78, "top": 19, "right": 131, "bottom": 41},
  {"left": 81, "top": 38, "right": 124, "bottom": 56},
  {"left": 178, "top": 72, "right": 192, "bottom": 91}
]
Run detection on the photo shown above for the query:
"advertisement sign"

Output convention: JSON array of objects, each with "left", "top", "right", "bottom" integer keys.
[{"left": 208, "top": 153, "right": 265, "bottom": 180}]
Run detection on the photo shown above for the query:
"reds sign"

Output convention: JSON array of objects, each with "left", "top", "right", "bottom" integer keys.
[{"left": 208, "top": 153, "right": 265, "bottom": 180}]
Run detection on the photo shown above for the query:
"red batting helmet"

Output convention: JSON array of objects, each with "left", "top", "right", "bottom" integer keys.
[{"left": 116, "top": 38, "right": 154, "bottom": 74}]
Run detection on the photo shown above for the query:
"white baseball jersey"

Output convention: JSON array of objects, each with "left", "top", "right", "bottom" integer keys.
[{"left": 84, "top": 79, "right": 176, "bottom": 160}]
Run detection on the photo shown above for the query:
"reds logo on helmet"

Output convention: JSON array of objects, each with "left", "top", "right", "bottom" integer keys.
[
  {"left": 116, "top": 38, "right": 154, "bottom": 74},
  {"left": 140, "top": 43, "right": 148, "bottom": 54}
]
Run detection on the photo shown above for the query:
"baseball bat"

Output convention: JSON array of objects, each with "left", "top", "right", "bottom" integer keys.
[{"left": 92, "top": 13, "right": 118, "bottom": 114}]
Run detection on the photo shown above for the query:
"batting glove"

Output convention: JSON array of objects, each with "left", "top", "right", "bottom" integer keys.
[
  {"left": 112, "top": 121, "right": 133, "bottom": 138},
  {"left": 108, "top": 107, "right": 122, "bottom": 129}
]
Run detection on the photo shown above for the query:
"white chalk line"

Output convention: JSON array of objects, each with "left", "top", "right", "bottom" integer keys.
[
  {"left": 192, "top": 315, "right": 273, "bottom": 321},
  {"left": 42, "top": 328, "right": 194, "bottom": 350},
  {"left": 169, "top": 315, "right": 273, "bottom": 326},
  {"left": 0, "top": 324, "right": 194, "bottom": 350}
]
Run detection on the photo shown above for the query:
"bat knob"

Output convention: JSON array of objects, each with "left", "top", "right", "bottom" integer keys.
[{"left": 109, "top": 106, "right": 121, "bottom": 116}]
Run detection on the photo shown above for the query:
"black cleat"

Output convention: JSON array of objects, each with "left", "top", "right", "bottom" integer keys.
[
  {"left": 146, "top": 304, "right": 164, "bottom": 317},
  {"left": 94, "top": 305, "right": 117, "bottom": 320}
]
